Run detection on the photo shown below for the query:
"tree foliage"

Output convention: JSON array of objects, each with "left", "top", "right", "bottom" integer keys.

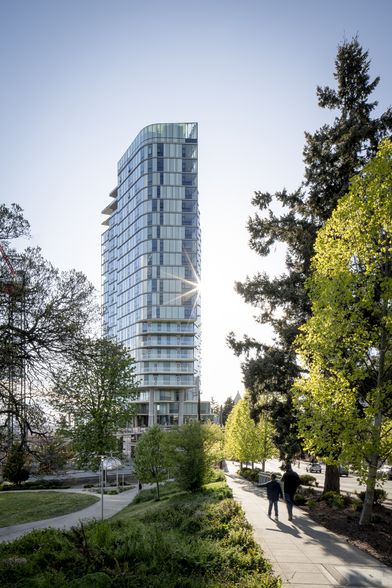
[
  {"left": 50, "top": 338, "right": 138, "bottom": 471},
  {"left": 2, "top": 443, "right": 29, "bottom": 484},
  {"left": 295, "top": 139, "right": 392, "bottom": 524},
  {"left": 221, "top": 396, "right": 235, "bottom": 426},
  {"left": 0, "top": 204, "right": 99, "bottom": 447},
  {"left": 225, "top": 398, "right": 275, "bottom": 465},
  {"left": 133, "top": 424, "right": 167, "bottom": 499},
  {"left": 228, "top": 37, "right": 392, "bottom": 468},
  {"left": 165, "top": 420, "right": 219, "bottom": 492}
]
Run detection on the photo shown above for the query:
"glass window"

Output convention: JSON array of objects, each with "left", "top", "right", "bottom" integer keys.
[
  {"left": 152, "top": 279, "right": 157, "bottom": 291},
  {"left": 152, "top": 200, "right": 157, "bottom": 211},
  {"left": 148, "top": 187, "right": 152, "bottom": 199},
  {"left": 157, "top": 143, "right": 164, "bottom": 156},
  {"left": 160, "top": 173, "right": 164, "bottom": 185},
  {"left": 157, "top": 158, "right": 163, "bottom": 171},
  {"left": 160, "top": 240, "right": 163, "bottom": 252}
]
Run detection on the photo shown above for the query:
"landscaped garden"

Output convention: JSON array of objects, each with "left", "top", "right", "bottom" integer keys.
[{"left": 0, "top": 479, "right": 282, "bottom": 588}]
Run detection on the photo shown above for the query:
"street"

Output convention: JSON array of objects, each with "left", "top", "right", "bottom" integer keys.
[{"left": 248, "top": 458, "right": 392, "bottom": 500}]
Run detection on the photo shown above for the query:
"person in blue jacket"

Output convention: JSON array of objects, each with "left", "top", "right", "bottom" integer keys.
[{"left": 259, "top": 473, "right": 283, "bottom": 520}]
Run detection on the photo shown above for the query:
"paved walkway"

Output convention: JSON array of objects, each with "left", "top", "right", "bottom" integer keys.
[
  {"left": 0, "top": 485, "right": 139, "bottom": 543},
  {"left": 225, "top": 464, "right": 392, "bottom": 588}
]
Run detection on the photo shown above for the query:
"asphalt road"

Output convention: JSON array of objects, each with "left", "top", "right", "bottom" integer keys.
[{"left": 250, "top": 458, "right": 392, "bottom": 500}]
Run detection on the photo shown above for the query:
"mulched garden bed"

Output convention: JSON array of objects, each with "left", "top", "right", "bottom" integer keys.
[{"left": 297, "top": 492, "right": 392, "bottom": 568}]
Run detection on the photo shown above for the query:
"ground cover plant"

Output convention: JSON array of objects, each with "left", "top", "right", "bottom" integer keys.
[
  {"left": 0, "top": 480, "right": 282, "bottom": 587},
  {"left": 294, "top": 488, "right": 392, "bottom": 568},
  {"left": 0, "top": 492, "right": 100, "bottom": 527}
]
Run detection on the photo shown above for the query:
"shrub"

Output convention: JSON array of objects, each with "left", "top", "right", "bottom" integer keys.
[
  {"left": 351, "top": 500, "right": 363, "bottom": 511},
  {"left": 358, "top": 489, "right": 388, "bottom": 505},
  {"left": 320, "top": 491, "right": 344, "bottom": 508},
  {"left": 84, "top": 484, "right": 94, "bottom": 488},
  {"left": 299, "top": 474, "right": 316, "bottom": 486},
  {"left": 371, "top": 513, "right": 382, "bottom": 523},
  {"left": 107, "top": 490, "right": 118, "bottom": 495},
  {"left": 294, "top": 494, "right": 306, "bottom": 505},
  {"left": 2, "top": 444, "right": 29, "bottom": 484},
  {"left": 307, "top": 499, "right": 316, "bottom": 510}
]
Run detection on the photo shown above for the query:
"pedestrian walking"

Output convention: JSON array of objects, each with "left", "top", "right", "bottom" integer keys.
[
  {"left": 281, "top": 464, "right": 301, "bottom": 521},
  {"left": 258, "top": 473, "right": 283, "bottom": 521}
]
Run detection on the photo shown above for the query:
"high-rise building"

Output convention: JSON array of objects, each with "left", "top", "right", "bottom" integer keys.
[{"left": 101, "top": 123, "right": 212, "bottom": 453}]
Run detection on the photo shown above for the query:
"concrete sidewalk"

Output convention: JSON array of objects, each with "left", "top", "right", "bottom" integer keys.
[
  {"left": 225, "top": 464, "right": 392, "bottom": 588},
  {"left": 0, "top": 486, "right": 139, "bottom": 543}
]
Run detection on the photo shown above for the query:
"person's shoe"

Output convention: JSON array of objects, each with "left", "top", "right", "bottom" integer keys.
[
  {"left": 268, "top": 514, "right": 272, "bottom": 519},
  {"left": 288, "top": 515, "right": 293, "bottom": 521},
  {"left": 275, "top": 516, "right": 278, "bottom": 521}
]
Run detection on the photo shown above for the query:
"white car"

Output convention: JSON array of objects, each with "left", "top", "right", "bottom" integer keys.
[{"left": 306, "top": 463, "right": 322, "bottom": 473}]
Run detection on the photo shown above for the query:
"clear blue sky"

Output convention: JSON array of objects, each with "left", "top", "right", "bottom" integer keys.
[{"left": 1, "top": 0, "right": 391, "bottom": 404}]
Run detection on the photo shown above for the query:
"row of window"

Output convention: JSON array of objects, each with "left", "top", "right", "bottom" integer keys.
[
  {"left": 117, "top": 123, "right": 197, "bottom": 171},
  {"left": 141, "top": 361, "right": 194, "bottom": 373},
  {"left": 118, "top": 142, "right": 197, "bottom": 188}
]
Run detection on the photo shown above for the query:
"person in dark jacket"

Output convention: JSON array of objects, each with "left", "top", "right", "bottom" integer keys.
[
  {"left": 259, "top": 473, "right": 283, "bottom": 520},
  {"left": 281, "top": 464, "right": 301, "bottom": 521}
]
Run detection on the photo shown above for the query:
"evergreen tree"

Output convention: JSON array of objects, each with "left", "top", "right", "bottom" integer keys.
[
  {"left": 228, "top": 37, "right": 392, "bottom": 475},
  {"left": 221, "top": 396, "right": 235, "bottom": 425},
  {"left": 3, "top": 443, "right": 29, "bottom": 484}
]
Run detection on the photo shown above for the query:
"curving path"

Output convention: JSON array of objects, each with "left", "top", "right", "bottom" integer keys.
[{"left": 0, "top": 486, "right": 138, "bottom": 543}]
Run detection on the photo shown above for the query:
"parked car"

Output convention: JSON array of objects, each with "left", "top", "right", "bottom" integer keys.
[
  {"left": 377, "top": 465, "right": 392, "bottom": 479},
  {"left": 306, "top": 463, "right": 322, "bottom": 473},
  {"left": 339, "top": 466, "right": 349, "bottom": 476}
]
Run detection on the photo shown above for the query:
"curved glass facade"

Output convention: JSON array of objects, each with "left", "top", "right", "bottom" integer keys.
[{"left": 101, "top": 123, "right": 203, "bottom": 431}]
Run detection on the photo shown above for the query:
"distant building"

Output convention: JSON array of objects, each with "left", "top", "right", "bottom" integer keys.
[
  {"left": 101, "top": 123, "right": 214, "bottom": 455},
  {"left": 233, "top": 391, "right": 242, "bottom": 405}
]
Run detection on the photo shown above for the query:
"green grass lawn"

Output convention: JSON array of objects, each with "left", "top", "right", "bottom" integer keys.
[{"left": 0, "top": 492, "right": 100, "bottom": 527}]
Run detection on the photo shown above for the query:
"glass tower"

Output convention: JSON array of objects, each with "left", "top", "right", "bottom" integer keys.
[{"left": 101, "top": 123, "right": 209, "bottom": 448}]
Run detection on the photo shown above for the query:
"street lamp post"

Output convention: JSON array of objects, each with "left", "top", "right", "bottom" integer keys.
[{"left": 101, "top": 455, "right": 105, "bottom": 520}]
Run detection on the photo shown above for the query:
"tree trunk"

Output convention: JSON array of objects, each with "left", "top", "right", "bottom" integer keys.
[
  {"left": 262, "top": 460, "right": 266, "bottom": 472},
  {"left": 156, "top": 481, "right": 160, "bottom": 500},
  {"left": 360, "top": 456, "right": 377, "bottom": 525},
  {"left": 323, "top": 464, "right": 340, "bottom": 493},
  {"left": 252, "top": 462, "right": 254, "bottom": 470}
]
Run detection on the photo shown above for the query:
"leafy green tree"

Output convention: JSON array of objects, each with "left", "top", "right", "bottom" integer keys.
[
  {"left": 295, "top": 139, "right": 392, "bottom": 524},
  {"left": 31, "top": 434, "right": 74, "bottom": 477},
  {"left": 0, "top": 204, "right": 99, "bottom": 448},
  {"left": 2, "top": 443, "right": 29, "bottom": 484},
  {"left": 50, "top": 338, "right": 138, "bottom": 471},
  {"left": 225, "top": 398, "right": 275, "bottom": 467},
  {"left": 228, "top": 37, "right": 392, "bottom": 477},
  {"left": 221, "top": 396, "right": 235, "bottom": 425},
  {"left": 132, "top": 423, "right": 167, "bottom": 499},
  {"left": 165, "top": 419, "right": 216, "bottom": 492}
]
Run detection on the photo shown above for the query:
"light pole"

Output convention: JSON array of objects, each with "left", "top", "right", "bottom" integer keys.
[{"left": 101, "top": 455, "right": 105, "bottom": 520}]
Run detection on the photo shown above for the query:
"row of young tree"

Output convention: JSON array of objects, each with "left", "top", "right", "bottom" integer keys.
[
  {"left": 0, "top": 204, "right": 139, "bottom": 477},
  {"left": 228, "top": 37, "right": 392, "bottom": 524}
]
